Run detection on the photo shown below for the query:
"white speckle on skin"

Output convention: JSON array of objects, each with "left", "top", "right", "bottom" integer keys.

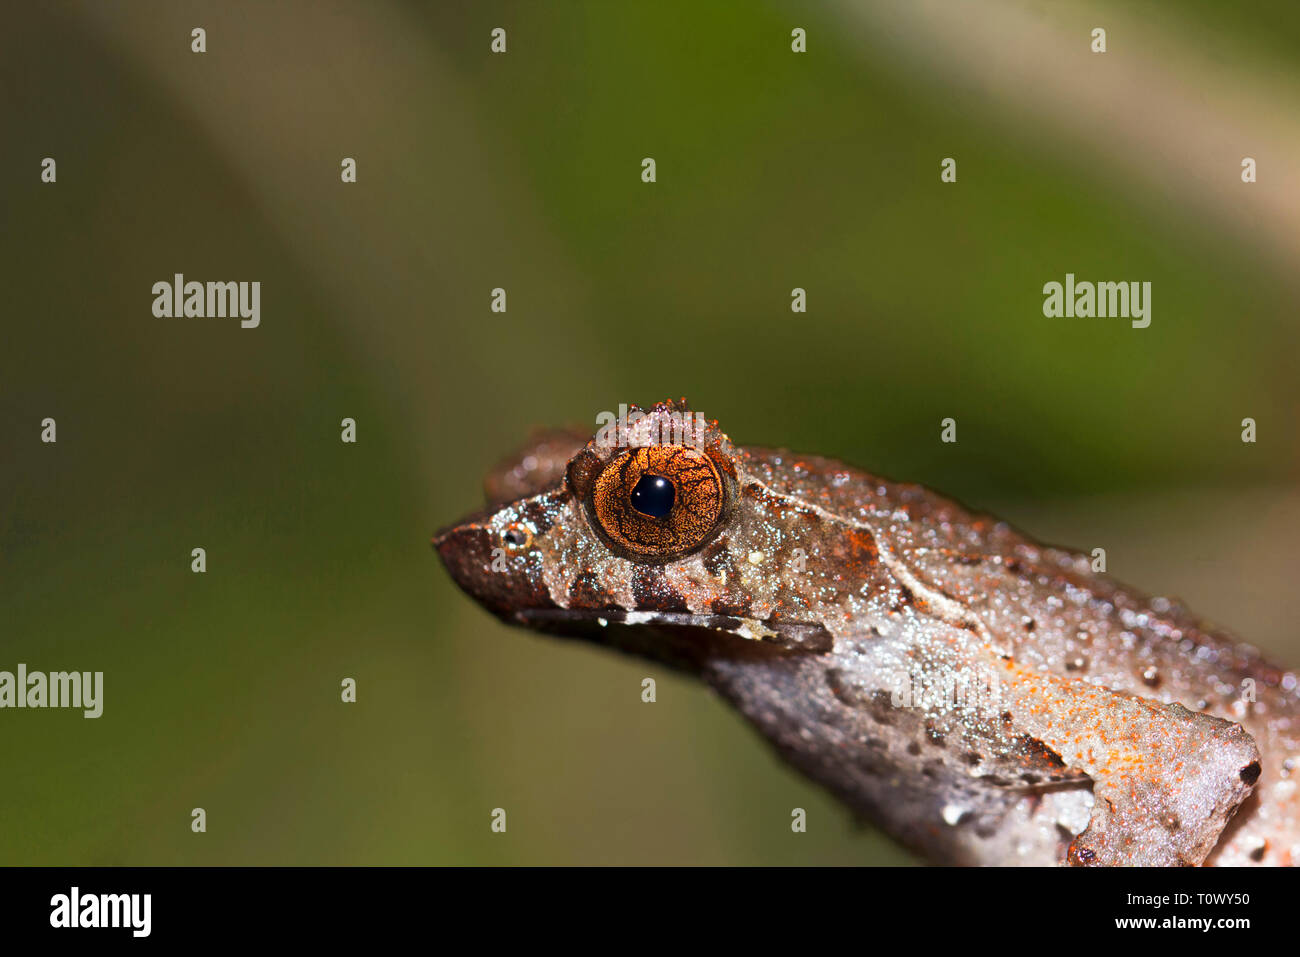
[
  {"left": 1055, "top": 791, "right": 1093, "bottom": 835},
  {"left": 734, "top": 618, "right": 779, "bottom": 642}
]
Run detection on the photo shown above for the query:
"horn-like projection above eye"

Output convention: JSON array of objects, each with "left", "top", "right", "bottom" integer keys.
[{"left": 585, "top": 445, "right": 732, "bottom": 562}]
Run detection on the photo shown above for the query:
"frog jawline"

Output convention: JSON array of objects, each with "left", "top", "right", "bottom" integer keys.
[{"left": 516, "top": 609, "right": 833, "bottom": 654}]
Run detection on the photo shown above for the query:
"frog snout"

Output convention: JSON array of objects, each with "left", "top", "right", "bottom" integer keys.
[
  {"left": 432, "top": 522, "right": 494, "bottom": 592},
  {"left": 433, "top": 520, "right": 554, "bottom": 619}
]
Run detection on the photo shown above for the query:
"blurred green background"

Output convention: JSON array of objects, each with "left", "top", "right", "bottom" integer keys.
[{"left": 2, "top": 0, "right": 1297, "bottom": 865}]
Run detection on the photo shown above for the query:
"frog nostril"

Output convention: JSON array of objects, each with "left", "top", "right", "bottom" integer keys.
[
  {"left": 502, "top": 524, "right": 532, "bottom": 549},
  {"left": 630, "top": 474, "right": 675, "bottom": 518}
]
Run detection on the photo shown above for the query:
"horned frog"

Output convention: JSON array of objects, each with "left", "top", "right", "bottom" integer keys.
[{"left": 436, "top": 400, "right": 1298, "bottom": 866}]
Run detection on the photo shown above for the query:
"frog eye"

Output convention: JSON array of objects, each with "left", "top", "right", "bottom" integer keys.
[{"left": 582, "top": 445, "right": 732, "bottom": 562}]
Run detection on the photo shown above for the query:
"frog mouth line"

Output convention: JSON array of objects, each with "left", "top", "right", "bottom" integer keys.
[{"left": 516, "top": 608, "right": 834, "bottom": 653}]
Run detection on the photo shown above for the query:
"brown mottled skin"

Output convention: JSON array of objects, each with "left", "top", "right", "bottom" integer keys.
[{"left": 435, "top": 401, "right": 1299, "bottom": 865}]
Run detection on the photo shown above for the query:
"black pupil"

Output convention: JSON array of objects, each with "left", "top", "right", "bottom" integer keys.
[{"left": 630, "top": 474, "right": 675, "bottom": 518}]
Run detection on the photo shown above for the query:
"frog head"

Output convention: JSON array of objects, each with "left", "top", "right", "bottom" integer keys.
[{"left": 433, "top": 400, "right": 850, "bottom": 667}]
